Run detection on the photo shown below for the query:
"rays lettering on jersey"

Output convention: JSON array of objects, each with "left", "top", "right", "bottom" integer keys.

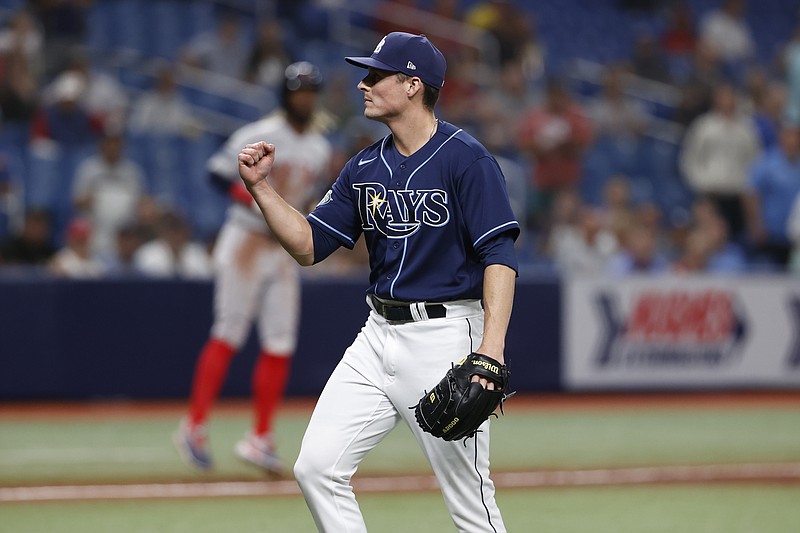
[{"left": 352, "top": 182, "right": 449, "bottom": 238}]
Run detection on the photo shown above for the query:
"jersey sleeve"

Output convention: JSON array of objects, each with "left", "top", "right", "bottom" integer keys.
[
  {"left": 307, "top": 160, "right": 363, "bottom": 258},
  {"left": 457, "top": 155, "right": 520, "bottom": 251},
  {"left": 478, "top": 232, "right": 519, "bottom": 273}
]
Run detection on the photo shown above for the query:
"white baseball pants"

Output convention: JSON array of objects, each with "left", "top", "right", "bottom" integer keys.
[
  {"left": 210, "top": 222, "right": 300, "bottom": 354},
  {"left": 294, "top": 298, "right": 506, "bottom": 533}
]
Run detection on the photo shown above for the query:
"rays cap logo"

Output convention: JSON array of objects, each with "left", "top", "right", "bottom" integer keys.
[{"left": 345, "top": 32, "right": 446, "bottom": 89}]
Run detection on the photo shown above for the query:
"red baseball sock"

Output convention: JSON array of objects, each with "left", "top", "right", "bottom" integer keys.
[
  {"left": 188, "top": 338, "right": 236, "bottom": 428},
  {"left": 252, "top": 352, "right": 291, "bottom": 436}
]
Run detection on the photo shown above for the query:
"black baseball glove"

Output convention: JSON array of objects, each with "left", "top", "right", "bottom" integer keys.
[{"left": 412, "top": 353, "right": 513, "bottom": 441}]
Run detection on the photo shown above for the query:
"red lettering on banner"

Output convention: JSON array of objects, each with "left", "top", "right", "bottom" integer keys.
[{"left": 626, "top": 290, "right": 733, "bottom": 343}]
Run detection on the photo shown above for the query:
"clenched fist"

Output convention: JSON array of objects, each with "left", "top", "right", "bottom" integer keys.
[{"left": 238, "top": 142, "right": 276, "bottom": 191}]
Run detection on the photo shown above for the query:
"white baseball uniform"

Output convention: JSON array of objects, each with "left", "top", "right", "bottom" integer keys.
[
  {"left": 293, "top": 118, "right": 519, "bottom": 532},
  {"left": 207, "top": 111, "right": 331, "bottom": 353}
]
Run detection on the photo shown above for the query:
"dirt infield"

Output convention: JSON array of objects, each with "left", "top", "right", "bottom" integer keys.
[
  {"left": 2, "top": 390, "right": 800, "bottom": 419},
  {"left": 2, "top": 462, "right": 800, "bottom": 502}
]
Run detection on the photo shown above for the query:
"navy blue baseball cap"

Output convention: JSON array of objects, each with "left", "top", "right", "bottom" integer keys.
[{"left": 346, "top": 32, "right": 446, "bottom": 89}]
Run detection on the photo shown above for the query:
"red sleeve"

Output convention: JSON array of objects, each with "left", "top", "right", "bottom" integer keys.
[
  {"left": 89, "top": 114, "right": 105, "bottom": 135},
  {"left": 30, "top": 111, "right": 50, "bottom": 140},
  {"left": 229, "top": 181, "right": 253, "bottom": 206},
  {"left": 571, "top": 108, "right": 594, "bottom": 147}
]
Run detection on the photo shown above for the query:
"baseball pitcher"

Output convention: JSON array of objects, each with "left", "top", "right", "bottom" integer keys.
[{"left": 240, "top": 34, "right": 519, "bottom": 532}]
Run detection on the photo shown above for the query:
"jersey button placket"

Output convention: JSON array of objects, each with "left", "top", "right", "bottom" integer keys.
[{"left": 385, "top": 165, "right": 405, "bottom": 295}]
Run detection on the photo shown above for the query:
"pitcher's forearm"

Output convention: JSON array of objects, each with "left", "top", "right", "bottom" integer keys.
[
  {"left": 248, "top": 181, "right": 315, "bottom": 266},
  {"left": 476, "top": 264, "right": 516, "bottom": 363}
]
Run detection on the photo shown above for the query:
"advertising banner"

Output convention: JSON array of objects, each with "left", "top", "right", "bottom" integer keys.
[{"left": 564, "top": 276, "right": 800, "bottom": 389}]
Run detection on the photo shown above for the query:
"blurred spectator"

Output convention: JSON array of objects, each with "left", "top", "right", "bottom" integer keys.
[
  {"left": 319, "top": 69, "right": 362, "bottom": 133},
  {"left": 0, "top": 26, "right": 39, "bottom": 132},
  {"left": 0, "top": 152, "right": 21, "bottom": 239},
  {"left": 54, "top": 49, "right": 129, "bottom": 130},
  {"left": 480, "top": 121, "right": 529, "bottom": 246},
  {"left": 600, "top": 174, "right": 637, "bottom": 243},
  {"left": 133, "top": 210, "right": 212, "bottom": 279},
  {"left": 687, "top": 195, "right": 747, "bottom": 273},
  {"left": 517, "top": 78, "right": 593, "bottom": 229},
  {"left": 48, "top": 216, "right": 103, "bottom": 277},
  {"left": 0, "top": 207, "right": 55, "bottom": 265},
  {"left": 661, "top": 2, "right": 696, "bottom": 59},
  {"left": 633, "top": 201, "right": 681, "bottom": 259},
  {"left": 698, "top": 0, "right": 755, "bottom": 80},
  {"left": 30, "top": 70, "right": 103, "bottom": 148},
  {"left": 99, "top": 221, "right": 145, "bottom": 277},
  {"left": 245, "top": 19, "right": 293, "bottom": 90},
  {"left": 787, "top": 190, "right": 800, "bottom": 273},
  {"left": 631, "top": 33, "right": 672, "bottom": 84},
  {"left": 534, "top": 187, "right": 577, "bottom": 259},
  {"left": 670, "top": 225, "right": 717, "bottom": 273},
  {"left": 0, "top": 7, "right": 44, "bottom": 81},
  {"left": 476, "top": 59, "right": 540, "bottom": 154},
  {"left": 743, "top": 123, "right": 800, "bottom": 268},
  {"left": 0, "top": 151, "right": 10, "bottom": 196},
  {"left": 72, "top": 132, "right": 149, "bottom": 257},
  {"left": 673, "top": 41, "right": 725, "bottom": 127},
  {"left": 438, "top": 52, "right": 482, "bottom": 132},
  {"left": 679, "top": 83, "right": 761, "bottom": 240},
  {"left": 28, "top": 0, "right": 92, "bottom": 79},
  {"left": 465, "top": 0, "right": 544, "bottom": 74},
  {"left": 548, "top": 203, "right": 618, "bottom": 275},
  {"left": 133, "top": 195, "right": 164, "bottom": 243},
  {"left": 588, "top": 65, "right": 650, "bottom": 143},
  {"left": 606, "top": 223, "right": 670, "bottom": 276},
  {"left": 179, "top": 6, "right": 249, "bottom": 80},
  {"left": 783, "top": 25, "right": 800, "bottom": 125},
  {"left": 128, "top": 61, "right": 202, "bottom": 137},
  {"left": 750, "top": 80, "right": 787, "bottom": 150}
]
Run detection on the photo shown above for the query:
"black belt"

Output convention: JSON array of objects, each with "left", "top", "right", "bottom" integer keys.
[{"left": 369, "top": 295, "right": 447, "bottom": 322}]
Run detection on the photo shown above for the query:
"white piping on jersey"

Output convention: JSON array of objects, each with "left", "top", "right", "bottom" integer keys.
[
  {"left": 403, "top": 127, "right": 462, "bottom": 188},
  {"left": 379, "top": 136, "right": 392, "bottom": 177},
  {"left": 308, "top": 213, "right": 355, "bottom": 246},
  {"left": 307, "top": 145, "right": 390, "bottom": 249},
  {"left": 388, "top": 127, "right": 463, "bottom": 299},
  {"left": 473, "top": 220, "right": 519, "bottom": 248}
]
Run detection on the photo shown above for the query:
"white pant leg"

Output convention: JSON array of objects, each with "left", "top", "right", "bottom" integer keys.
[
  {"left": 210, "top": 223, "right": 264, "bottom": 348},
  {"left": 256, "top": 252, "right": 300, "bottom": 354},
  {"left": 296, "top": 302, "right": 506, "bottom": 533},
  {"left": 294, "top": 315, "right": 400, "bottom": 533},
  {"left": 384, "top": 311, "right": 507, "bottom": 533}
]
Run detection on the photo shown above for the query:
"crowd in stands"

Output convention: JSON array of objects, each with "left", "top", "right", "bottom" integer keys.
[{"left": 0, "top": 0, "right": 799, "bottom": 278}]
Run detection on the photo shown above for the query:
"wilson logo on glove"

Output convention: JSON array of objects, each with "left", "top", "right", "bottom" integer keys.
[{"left": 412, "top": 353, "right": 513, "bottom": 441}]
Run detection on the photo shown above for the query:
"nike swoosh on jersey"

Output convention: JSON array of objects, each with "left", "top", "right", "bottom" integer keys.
[{"left": 358, "top": 157, "right": 377, "bottom": 166}]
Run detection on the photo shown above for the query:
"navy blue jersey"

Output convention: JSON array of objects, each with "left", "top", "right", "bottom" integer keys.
[{"left": 308, "top": 120, "right": 519, "bottom": 302}]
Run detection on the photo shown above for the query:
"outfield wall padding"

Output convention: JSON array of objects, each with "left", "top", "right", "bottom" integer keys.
[{"left": 0, "top": 275, "right": 561, "bottom": 400}]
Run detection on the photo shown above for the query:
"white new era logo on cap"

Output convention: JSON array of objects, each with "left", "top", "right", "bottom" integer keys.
[{"left": 407, "top": 61, "right": 416, "bottom": 70}]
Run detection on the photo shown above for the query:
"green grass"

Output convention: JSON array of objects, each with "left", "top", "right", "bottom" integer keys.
[
  {"left": 2, "top": 402, "right": 800, "bottom": 532},
  {"left": 3, "top": 485, "right": 800, "bottom": 533},
  {"left": 2, "top": 406, "right": 800, "bottom": 484}
]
